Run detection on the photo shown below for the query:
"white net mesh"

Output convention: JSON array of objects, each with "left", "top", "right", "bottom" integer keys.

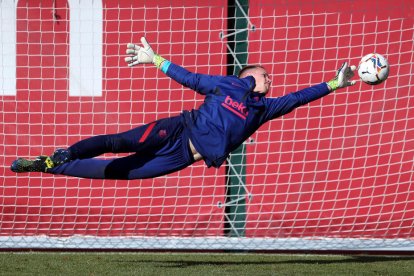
[{"left": 1, "top": 0, "right": 413, "bottom": 250}]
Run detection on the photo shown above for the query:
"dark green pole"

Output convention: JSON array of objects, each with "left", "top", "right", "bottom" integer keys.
[{"left": 224, "top": 0, "right": 250, "bottom": 237}]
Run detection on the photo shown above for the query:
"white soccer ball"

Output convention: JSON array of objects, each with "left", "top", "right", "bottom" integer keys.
[{"left": 357, "top": 53, "right": 390, "bottom": 85}]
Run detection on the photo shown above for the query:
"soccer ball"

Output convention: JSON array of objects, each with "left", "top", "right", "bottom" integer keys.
[{"left": 357, "top": 53, "right": 390, "bottom": 85}]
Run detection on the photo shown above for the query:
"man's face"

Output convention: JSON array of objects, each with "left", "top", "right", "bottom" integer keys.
[{"left": 247, "top": 67, "right": 272, "bottom": 94}]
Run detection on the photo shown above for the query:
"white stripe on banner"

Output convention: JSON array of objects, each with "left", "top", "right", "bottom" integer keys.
[
  {"left": 69, "top": 0, "right": 102, "bottom": 97},
  {"left": 0, "top": 0, "right": 17, "bottom": 96}
]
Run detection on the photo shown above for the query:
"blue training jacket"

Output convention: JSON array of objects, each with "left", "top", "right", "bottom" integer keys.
[{"left": 164, "top": 62, "right": 331, "bottom": 168}]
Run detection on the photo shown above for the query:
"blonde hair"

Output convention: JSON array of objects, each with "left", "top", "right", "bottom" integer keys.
[{"left": 238, "top": 65, "right": 266, "bottom": 78}]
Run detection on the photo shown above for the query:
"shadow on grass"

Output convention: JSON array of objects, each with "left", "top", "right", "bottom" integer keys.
[{"left": 113, "top": 255, "right": 414, "bottom": 269}]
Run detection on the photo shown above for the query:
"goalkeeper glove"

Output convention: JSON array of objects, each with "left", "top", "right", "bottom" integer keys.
[
  {"left": 327, "top": 62, "right": 357, "bottom": 91},
  {"left": 125, "top": 37, "right": 166, "bottom": 68}
]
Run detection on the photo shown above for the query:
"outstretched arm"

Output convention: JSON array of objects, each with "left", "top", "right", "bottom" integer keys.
[
  {"left": 264, "top": 62, "right": 357, "bottom": 121},
  {"left": 125, "top": 37, "right": 223, "bottom": 96}
]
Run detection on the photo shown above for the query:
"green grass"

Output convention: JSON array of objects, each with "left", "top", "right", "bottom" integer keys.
[{"left": 1, "top": 252, "right": 414, "bottom": 275}]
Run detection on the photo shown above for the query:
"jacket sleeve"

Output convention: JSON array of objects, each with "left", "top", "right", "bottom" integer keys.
[
  {"left": 164, "top": 62, "right": 225, "bottom": 96},
  {"left": 264, "top": 82, "right": 331, "bottom": 121}
]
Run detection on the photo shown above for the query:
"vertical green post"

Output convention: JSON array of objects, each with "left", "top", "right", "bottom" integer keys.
[{"left": 224, "top": 0, "right": 250, "bottom": 237}]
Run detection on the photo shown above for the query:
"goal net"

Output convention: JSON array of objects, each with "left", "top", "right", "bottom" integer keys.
[{"left": 1, "top": 0, "right": 413, "bottom": 251}]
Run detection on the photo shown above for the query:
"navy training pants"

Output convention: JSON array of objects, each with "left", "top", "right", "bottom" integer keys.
[{"left": 49, "top": 116, "right": 196, "bottom": 179}]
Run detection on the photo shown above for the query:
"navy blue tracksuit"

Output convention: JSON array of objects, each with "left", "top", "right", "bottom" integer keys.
[{"left": 50, "top": 62, "right": 331, "bottom": 179}]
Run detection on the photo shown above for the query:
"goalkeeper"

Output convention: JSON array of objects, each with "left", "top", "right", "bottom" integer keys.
[{"left": 11, "top": 37, "right": 356, "bottom": 179}]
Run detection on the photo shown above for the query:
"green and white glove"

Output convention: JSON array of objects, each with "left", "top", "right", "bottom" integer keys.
[
  {"left": 327, "top": 62, "right": 357, "bottom": 91},
  {"left": 125, "top": 37, "right": 165, "bottom": 68}
]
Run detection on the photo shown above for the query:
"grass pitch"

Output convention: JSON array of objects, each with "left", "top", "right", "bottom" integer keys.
[{"left": 1, "top": 252, "right": 414, "bottom": 275}]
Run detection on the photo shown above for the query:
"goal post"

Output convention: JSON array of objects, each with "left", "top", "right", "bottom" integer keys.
[
  {"left": 1, "top": 0, "right": 414, "bottom": 251},
  {"left": 224, "top": 0, "right": 250, "bottom": 238}
]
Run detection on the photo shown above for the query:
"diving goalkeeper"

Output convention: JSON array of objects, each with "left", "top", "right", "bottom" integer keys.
[{"left": 11, "top": 37, "right": 356, "bottom": 179}]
